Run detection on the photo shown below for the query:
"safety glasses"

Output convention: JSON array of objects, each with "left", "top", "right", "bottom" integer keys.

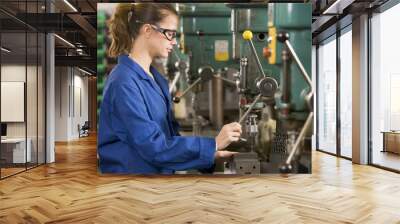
[{"left": 136, "top": 20, "right": 177, "bottom": 41}]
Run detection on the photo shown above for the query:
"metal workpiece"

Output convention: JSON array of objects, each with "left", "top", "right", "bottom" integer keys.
[
  {"left": 246, "top": 114, "right": 258, "bottom": 135},
  {"left": 280, "top": 112, "right": 313, "bottom": 173},
  {"left": 224, "top": 152, "right": 261, "bottom": 175},
  {"left": 246, "top": 114, "right": 259, "bottom": 152}
]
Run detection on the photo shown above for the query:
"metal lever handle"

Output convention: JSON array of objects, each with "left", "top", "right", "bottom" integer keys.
[
  {"left": 284, "top": 40, "right": 312, "bottom": 92},
  {"left": 279, "top": 112, "right": 314, "bottom": 174},
  {"left": 173, "top": 77, "right": 202, "bottom": 103},
  {"left": 243, "top": 30, "right": 266, "bottom": 78},
  {"left": 169, "top": 71, "right": 181, "bottom": 94},
  {"left": 214, "top": 75, "right": 236, "bottom": 86},
  {"left": 277, "top": 32, "right": 313, "bottom": 95},
  {"left": 238, "top": 94, "right": 262, "bottom": 124}
]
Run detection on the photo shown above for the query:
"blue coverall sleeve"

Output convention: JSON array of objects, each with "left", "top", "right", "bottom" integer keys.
[
  {"left": 110, "top": 81, "right": 216, "bottom": 171},
  {"left": 171, "top": 116, "right": 181, "bottom": 136}
]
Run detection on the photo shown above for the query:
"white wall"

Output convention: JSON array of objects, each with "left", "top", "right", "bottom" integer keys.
[
  {"left": 55, "top": 67, "right": 89, "bottom": 141},
  {"left": 55, "top": 67, "right": 69, "bottom": 141}
]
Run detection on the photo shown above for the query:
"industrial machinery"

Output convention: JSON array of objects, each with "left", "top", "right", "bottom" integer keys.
[
  {"left": 167, "top": 3, "right": 313, "bottom": 174},
  {"left": 167, "top": 4, "right": 239, "bottom": 135},
  {"left": 224, "top": 3, "right": 312, "bottom": 174}
]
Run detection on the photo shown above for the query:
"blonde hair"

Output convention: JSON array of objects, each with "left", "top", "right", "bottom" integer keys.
[{"left": 107, "top": 3, "right": 178, "bottom": 58}]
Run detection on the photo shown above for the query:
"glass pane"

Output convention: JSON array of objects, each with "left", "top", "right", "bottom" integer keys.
[
  {"left": 371, "top": 4, "right": 400, "bottom": 171},
  {"left": 27, "top": 31, "right": 38, "bottom": 169},
  {"left": 312, "top": 45, "right": 317, "bottom": 150},
  {"left": 38, "top": 32, "right": 45, "bottom": 165},
  {"left": 339, "top": 28, "right": 352, "bottom": 158},
  {"left": 317, "top": 36, "right": 337, "bottom": 154},
  {"left": 1, "top": 30, "right": 27, "bottom": 177}
]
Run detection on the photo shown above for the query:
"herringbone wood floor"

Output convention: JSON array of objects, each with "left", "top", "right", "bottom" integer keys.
[{"left": 1, "top": 134, "right": 400, "bottom": 224}]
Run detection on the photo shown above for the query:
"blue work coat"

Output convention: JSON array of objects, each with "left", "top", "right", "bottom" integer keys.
[{"left": 98, "top": 55, "right": 216, "bottom": 174}]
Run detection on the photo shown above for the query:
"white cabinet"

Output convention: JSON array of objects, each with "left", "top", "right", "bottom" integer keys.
[{"left": 1, "top": 138, "right": 32, "bottom": 163}]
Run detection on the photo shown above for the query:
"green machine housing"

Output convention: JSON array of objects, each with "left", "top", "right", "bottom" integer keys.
[
  {"left": 174, "top": 3, "right": 238, "bottom": 83},
  {"left": 229, "top": 3, "right": 311, "bottom": 121},
  {"left": 269, "top": 3, "right": 312, "bottom": 120},
  {"left": 169, "top": 3, "right": 311, "bottom": 121}
]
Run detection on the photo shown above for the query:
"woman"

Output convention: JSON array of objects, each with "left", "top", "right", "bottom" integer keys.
[{"left": 98, "top": 3, "right": 242, "bottom": 174}]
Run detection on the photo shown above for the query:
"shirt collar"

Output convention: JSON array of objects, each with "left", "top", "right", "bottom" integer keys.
[
  {"left": 118, "top": 54, "right": 169, "bottom": 100},
  {"left": 118, "top": 54, "right": 161, "bottom": 81}
]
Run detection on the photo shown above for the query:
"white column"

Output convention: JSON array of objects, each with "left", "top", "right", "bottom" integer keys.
[
  {"left": 45, "top": 1, "right": 55, "bottom": 163},
  {"left": 352, "top": 14, "right": 369, "bottom": 164}
]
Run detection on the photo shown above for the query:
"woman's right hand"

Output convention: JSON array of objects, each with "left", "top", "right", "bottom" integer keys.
[{"left": 215, "top": 122, "right": 242, "bottom": 150}]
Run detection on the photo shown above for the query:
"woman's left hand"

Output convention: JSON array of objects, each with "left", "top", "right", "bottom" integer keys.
[{"left": 214, "top": 150, "right": 238, "bottom": 160}]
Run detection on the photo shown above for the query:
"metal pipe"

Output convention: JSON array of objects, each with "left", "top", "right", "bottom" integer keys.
[
  {"left": 247, "top": 40, "right": 266, "bottom": 78},
  {"left": 238, "top": 94, "right": 261, "bottom": 124},
  {"left": 0, "top": 8, "right": 37, "bottom": 32},
  {"left": 211, "top": 72, "right": 224, "bottom": 129},
  {"left": 281, "top": 47, "right": 290, "bottom": 104}
]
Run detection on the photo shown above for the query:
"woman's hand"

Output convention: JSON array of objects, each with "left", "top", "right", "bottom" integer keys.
[
  {"left": 214, "top": 150, "right": 238, "bottom": 160},
  {"left": 215, "top": 122, "right": 242, "bottom": 150}
]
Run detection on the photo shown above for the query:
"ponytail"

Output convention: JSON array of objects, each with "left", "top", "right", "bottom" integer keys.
[
  {"left": 108, "top": 3, "right": 133, "bottom": 57},
  {"left": 107, "top": 3, "right": 178, "bottom": 58}
]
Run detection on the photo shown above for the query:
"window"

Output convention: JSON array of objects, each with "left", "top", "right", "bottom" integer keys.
[
  {"left": 0, "top": 0, "right": 47, "bottom": 179},
  {"left": 317, "top": 35, "right": 337, "bottom": 154},
  {"left": 339, "top": 27, "right": 352, "bottom": 158},
  {"left": 370, "top": 3, "right": 400, "bottom": 171}
]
